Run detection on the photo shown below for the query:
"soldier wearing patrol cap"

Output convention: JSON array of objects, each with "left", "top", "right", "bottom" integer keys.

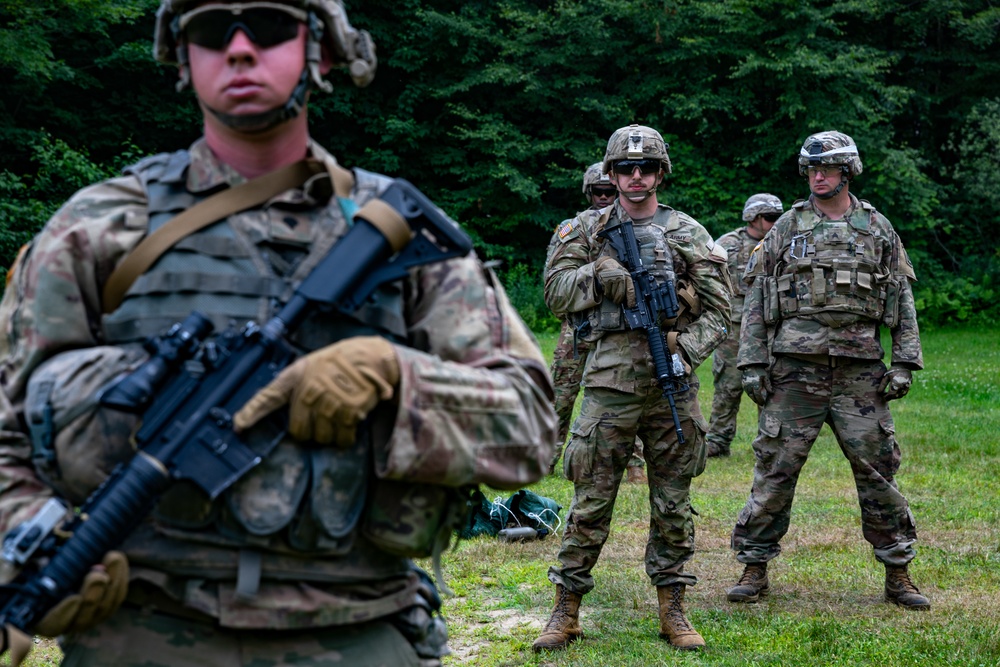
[
  {"left": 536, "top": 124, "right": 732, "bottom": 652},
  {"left": 705, "top": 193, "right": 783, "bottom": 458},
  {"left": 727, "top": 131, "right": 929, "bottom": 611},
  {"left": 0, "top": 2, "right": 557, "bottom": 665}
]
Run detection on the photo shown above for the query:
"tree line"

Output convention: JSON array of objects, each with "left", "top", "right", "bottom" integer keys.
[{"left": 1, "top": 0, "right": 998, "bottom": 328}]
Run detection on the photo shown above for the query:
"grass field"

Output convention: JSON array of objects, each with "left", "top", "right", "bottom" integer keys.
[
  {"left": 435, "top": 325, "right": 1000, "bottom": 667},
  {"left": 12, "top": 326, "right": 999, "bottom": 667}
]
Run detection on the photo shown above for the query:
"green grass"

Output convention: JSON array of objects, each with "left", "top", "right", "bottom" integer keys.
[
  {"left": 434, "top": 325, "right": 1000, "bottom": 666},
  {"left": 13, "top": 327, "right": 999, "bottom": 666}
]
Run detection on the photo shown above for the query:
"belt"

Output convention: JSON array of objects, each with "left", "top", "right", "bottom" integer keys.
[{"left": 782, "top": 352, "right": 852, "bottom": 368}]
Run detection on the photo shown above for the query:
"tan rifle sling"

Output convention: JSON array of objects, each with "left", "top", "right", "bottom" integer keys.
[{"left": 102, "top": 158, "right": 355, "bottom": 314}]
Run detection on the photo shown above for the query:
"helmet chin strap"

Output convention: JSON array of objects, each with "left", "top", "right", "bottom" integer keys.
[
  {"left": 814, "top": 176, "right": 847, "bottom": 200},
  {"left": 203, "top": 68, "right": 310, "bottom": 133}
]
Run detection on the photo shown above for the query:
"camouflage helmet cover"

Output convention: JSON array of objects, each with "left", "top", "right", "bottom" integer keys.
[
  {"left": 582, "top": 161, "right": 611, "bottom": 194},
  {"left": 797, "top": 130, "right": 863, "bottom": 177},
  {"left": 602, "top": 124, "right": 672, "bottom": 175},
  {"left": 153, "top": 0, "right": 377, "bottom": 88},
  {"left": 742, "top": 193, "right": 783, "bottom": 222}
]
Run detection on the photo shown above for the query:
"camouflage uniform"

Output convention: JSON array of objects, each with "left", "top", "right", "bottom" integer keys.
[
  {"left": 732, "top": 192, "right": 923, "bottom": 567},
  {"left": 0, "top": 140, "right": 556, "bottom": 665},
  {"left": 704, "top": 227, "right": 755, "bottom": 455},
  {"left": 547, "top": 214, "right": 644, "bottom": 475},
  {"left": 544, "top": 200, "right": 731, "bottom": 593}
]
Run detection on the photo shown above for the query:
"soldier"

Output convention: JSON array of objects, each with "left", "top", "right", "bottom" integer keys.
[
  {"left": 548, "top": 163, "right": 646, "bottom": 484},
  {"left": 0, "top": 2, "right": 557, "bottom": 665},
  {"left": 705, "top": 193, "right": 783, "bottom": 458},
  {"left": 535, "top": 124, "right": 731, "bottom": 652},
  {"left": 727, "top": 131, "right": 929, "bottom": 610}
]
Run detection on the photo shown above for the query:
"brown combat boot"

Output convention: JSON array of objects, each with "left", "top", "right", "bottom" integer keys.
[
  {"left": 885, "top": 564, "right": 930, "bottom": 610},
  {"left": 727, "top": 562, "right": 770, "bottom": 602},
  {"left": 656, "top": 584, "right": 705, "bottom": 650},
  {"left": 626, "top": 465, "right": 647, "bottom": 484},
  {"left": 706, "top": 440, "right": 730, "bottom": 458},
  {"left": 532, "top": 585, "right": 583, "bottom": 651}
]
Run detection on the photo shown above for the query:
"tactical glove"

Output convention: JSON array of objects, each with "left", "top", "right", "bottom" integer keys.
[
  {"left": 234, "top": 336, "right": 399, "bottom": 446},
  {"left": 742, "top": 366, "right": 772, "bottom": 407},
  {"left": 878, "top": 365, "right": 912, "bottom": 401},
  {"left": 33, "top": 550, "right": 129, "bottom": 638},
  {"left": 594, "top": 256, "right": 636, "bottom": 308}
]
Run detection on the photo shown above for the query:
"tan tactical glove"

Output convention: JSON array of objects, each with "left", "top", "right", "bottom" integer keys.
[
  {"left": 233, "top": 336, "right": 399, "bottom": 446},
  {"left": 33, "top": 550, "right": 129, "bottom": 638},
  {"left": 594, "top": 256, "right": 636, "bottom": 307},
  {"left": 878, "top": 365, "right": 912, "bottom": 401},
  {"left": 742, "top": 365, "right": 772, "bottom": 407}
]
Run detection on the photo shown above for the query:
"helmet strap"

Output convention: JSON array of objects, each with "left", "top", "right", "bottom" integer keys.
[{"left": 814, "top": 174, "right": 847, "bottom": 200}]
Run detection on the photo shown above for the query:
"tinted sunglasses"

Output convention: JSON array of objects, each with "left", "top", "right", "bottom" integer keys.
[
  {"left": 178, "top": 3, "right": 307, "bottom": 50},
  {"left": 612, "top": 159, "right": 661, "bottom": 175},
  {"left": 590, "top": 187, "right": 617, "bottom": 197},
  {"left": 761, "top": 212, "right": 781, "bottom": 223}
]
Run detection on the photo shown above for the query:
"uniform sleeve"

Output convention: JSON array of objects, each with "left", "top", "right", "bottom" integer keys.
[
  {"left": 0, "top": 177, "right": 147, "bottom": 532},
  {"left": 543, "top": 215, "right": 602, "bottom": 317},
  {"left": 374, "top": 255, "right": 557, "bottom": 491},
  {"left": 888, "top": 235, "right": 923, "bottom": 369},
  {"left": 672, "top": 224, "right": 732, "bottom": 369},
  {"left": 737, "top": 231, "right": 778, "bottom": 369}
]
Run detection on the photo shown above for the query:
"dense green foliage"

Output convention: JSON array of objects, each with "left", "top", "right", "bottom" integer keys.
[{"left": 1, "top": 0, "right": 998, "bottom": 326}]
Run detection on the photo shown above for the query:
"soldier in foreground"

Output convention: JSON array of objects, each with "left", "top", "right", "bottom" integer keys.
[
  {"left": 705, "top": 193, "right": 783, "bottom": 458},
  {"left": 0, "top": 1, "right": 556, "bottom": 665},
  {"left": 728, "top": 131, "right": 929, "bottom": 610},
  {"left": 547, "top": 163, "right": 646, "bottom": 483},
  {"left": 536, "top": 125, "right": 731, "bottom": 652}
]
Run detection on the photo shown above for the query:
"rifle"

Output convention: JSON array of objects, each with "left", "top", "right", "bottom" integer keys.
[
  {"left": 0, "top": 179, "right": 472, "bottom": 641},
  {"left": 597, "top": 220, "right": 689, "bottom": 443}
]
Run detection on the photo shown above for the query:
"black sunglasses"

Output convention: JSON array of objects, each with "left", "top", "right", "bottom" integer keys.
[
  {"left": 180, "top": 6, "right": 305, "bottom": 51},
  {"left": 761, "top": 212, "right": 781, "bottom": 223},
  {"left": 612, "top": 159, "right": 661, "bottom": 175},
  {"left": 590, "top": 187, "right": 617, "bottom": 198}
]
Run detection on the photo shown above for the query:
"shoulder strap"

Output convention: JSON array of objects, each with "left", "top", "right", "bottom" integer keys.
[{"left": 102, "top": 159, "right": 353, "bottom": 314}]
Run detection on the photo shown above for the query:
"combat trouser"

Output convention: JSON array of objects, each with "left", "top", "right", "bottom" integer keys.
[
  {"left": 549, "top": 376, "right": 707, "bottom": 595},
  {"left": 731, "top": 355, "right": 918, "bottom": 567}
]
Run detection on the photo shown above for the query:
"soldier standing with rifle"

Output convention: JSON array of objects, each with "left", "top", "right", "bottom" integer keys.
[
  {"left": 547, "top": 163, "right": 647, "bottom": 484},
  {"left": 535, "top": 124, "right": 731, "bottom": 652},
  {"left": 0, "top": 1, "right": 557, "bottom": 665},
  {"left": 727, "top": 131, "right": 929, "bottom": 610}
]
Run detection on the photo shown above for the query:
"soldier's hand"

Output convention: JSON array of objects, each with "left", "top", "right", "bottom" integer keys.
[
  {"left": 594, "top": 256, "right": 636, "bottom": 307},
  {"left": 233, "top": 337, "right": 399, "bottom": 446},
  {"left": 878, "top": 365, "right": 912, "bottom": 401},
  {"left": 34, "top": 550, "right": 129, "bottom": 638},
  {"left": 742, "top": 366, "right": 772, "bottom": 406}
]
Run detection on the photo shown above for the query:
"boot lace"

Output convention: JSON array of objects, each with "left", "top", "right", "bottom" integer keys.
[
  {"left": 890, "top": 568, "right": 920, "bottom": 594},
  {"left": 737, "top": 565, "right": 765, "bottom": 587},
  {"left": 667, "top": 587, "right": 693, "bottom": 631},
  {"left": 544, "top": 588, "right": 572, "bottom": 630}
]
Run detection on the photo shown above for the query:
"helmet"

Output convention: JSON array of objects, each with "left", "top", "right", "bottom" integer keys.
[
  {"left": 154, "top": 0, "right": 377, "bottom": 90},
  {"left": 797, "top": 131, "right": 863, "bottom": 178},
  {"left": 742, "top": 193, "right": 783, "bottom": 222},
  {"left": 582, "top": 162, "right": 611, "bottom": 194},
  {"left": 602, "top": 124, "right": 671, "bottom": 176}
]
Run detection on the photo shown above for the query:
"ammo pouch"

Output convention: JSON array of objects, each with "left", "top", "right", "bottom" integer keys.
[
  {"left": 762, "top": 275, "right": 780, "bottom": 325},
  {"left": 362, "top": 480, "right": 463, "bottom": 559},
  {"left": 882, "top": 277, "right": 901, "bottom": 328},
  {"left": 25, "top": 345, "right": 147, "bottom": 504}
]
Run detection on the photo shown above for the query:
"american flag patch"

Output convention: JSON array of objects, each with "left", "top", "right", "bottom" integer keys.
[{"left": 557, "top": 219, "right": 577, "bottom": 239}]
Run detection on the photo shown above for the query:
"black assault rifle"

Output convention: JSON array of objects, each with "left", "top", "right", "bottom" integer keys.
[
  {"left": 597, "top": 220, "right": 689, "bottom": 443},
  {"left": 0, "top": 179, "right": 472, "bottom": 642}
]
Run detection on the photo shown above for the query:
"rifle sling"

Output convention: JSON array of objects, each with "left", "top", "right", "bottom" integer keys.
[{"left": 102, "top": 158, "right": 355, "bottom": 314}]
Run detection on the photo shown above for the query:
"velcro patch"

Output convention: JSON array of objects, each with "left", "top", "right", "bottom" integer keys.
[{"left": 557, "top": 219, "right": 577, "bottom": 239}]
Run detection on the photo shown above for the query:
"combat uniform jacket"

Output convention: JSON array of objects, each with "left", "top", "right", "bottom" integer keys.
[
  {"left": 0, "top": 138, "right": 557, "bottom": 629},
  {"left": 544, "top": 201, "right": 732, "bottom": 395},
  {"left": 738, "top": 194, "right": 922, "bottom": 369},
  {"left": 715, "top": 227, "right": 757, "bottom": 329}
]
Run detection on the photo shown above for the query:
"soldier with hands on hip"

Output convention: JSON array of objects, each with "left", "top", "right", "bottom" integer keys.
[
  {"left": 547, "top": 163, "right": 646, "bottom": 483},
  {"left": 535, "top": 124, "right": 732, "bottom": 652},
  {"left": 727, "top": 131, "right": 929, "bottom": 611},
  {"left": 0, "top": 2, "right": 557, "bottom": 665},
  {"left": 705, "top": 193, "right": 783, "bottom": 458}
]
